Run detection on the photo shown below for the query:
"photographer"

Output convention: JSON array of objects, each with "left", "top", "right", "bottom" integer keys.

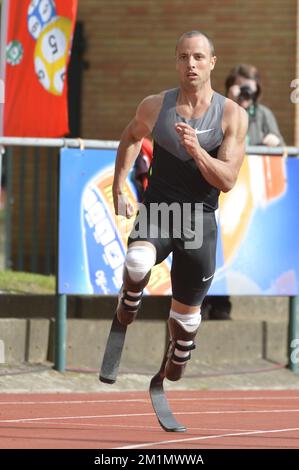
[
  {"left": 225, "top": 63, "right": 285, "bottom": 146},
  {"left": 203, "top": 63, "right": 285, "bottom": 321}
]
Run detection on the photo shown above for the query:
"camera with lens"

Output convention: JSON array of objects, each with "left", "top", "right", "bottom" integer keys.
[{"left": 238, "top": 85, "right": 256, "bottom": 103}]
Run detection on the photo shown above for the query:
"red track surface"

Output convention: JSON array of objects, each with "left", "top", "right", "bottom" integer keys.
[{"left": 0, "top": 390, "right": 299, "bottom": 449}]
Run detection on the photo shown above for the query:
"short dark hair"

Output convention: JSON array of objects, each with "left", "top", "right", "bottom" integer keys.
[
  {"left": 176, "top": 30, "right": 215, "bottom": 56},
  {"left": 225, "top": 64, "right": 262, "bottom": 99}
]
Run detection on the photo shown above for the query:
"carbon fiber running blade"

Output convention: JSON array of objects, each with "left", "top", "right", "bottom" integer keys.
[
  {"left": 99, "top": 314, "right": 127, "bottom": 384},
  {"left": 150, "top": 374, "right": 186, "bottom": 432}
]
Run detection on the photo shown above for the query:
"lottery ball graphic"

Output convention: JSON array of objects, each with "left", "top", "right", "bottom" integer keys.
[
  {"left": 27, "top": 0, "right": 56, "bottom": 40},
  {"left": 34, "top": 16, "right": 72, "bottom": 96},
  {"left": 6, "top": 40, "right": 24, "bottom": 66}
]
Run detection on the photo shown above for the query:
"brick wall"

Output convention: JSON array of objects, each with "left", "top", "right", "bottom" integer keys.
[
  {"left": 10, "top": 148, "right": 58, "bottom": 274},
  {"left": 9, "top": 0, "right": 297, "bottom": 273},
  {"left": 78, "top": 0, "right": 297, "bottom": 145}
]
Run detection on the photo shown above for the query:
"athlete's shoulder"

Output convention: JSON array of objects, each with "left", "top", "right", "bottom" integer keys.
[
  {"left": 136, "top": 90, "right": 169, "bottom": 131},
  {"left": 138, "top": 90, "right": 169, "bottom": 110},
  {"left": 223, "top": 98, "right": 248, "bottom": 127},
  {"left": 133, "top": 91, "right": 164, "bottom": 133},
  {"left": 223, "top": 96, "right": 242, "bottom": 112}
]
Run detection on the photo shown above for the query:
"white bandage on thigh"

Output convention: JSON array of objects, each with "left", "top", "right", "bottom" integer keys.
[{"left": 125, "top": 244, "right": 156, "bottom": 282}]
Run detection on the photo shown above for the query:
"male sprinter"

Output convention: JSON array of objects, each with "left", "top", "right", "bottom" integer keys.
[{"left": 101, "top": 30, "right": 247, "bottom": 428}]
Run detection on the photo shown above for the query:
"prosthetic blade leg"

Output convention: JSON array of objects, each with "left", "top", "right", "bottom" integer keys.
[{"left": 99, "top": 268, "right": 151, "bottom": 384}]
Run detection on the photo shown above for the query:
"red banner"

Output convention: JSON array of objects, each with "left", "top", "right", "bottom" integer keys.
[{"left": 3, "top": 0, "right": 78, "bottom": 137}]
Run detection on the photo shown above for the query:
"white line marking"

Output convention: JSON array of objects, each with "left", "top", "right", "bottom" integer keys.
[
  {"left": 19, "top": 421, "right": 162, "bottom": 430},
  {"left": 117, "top": 427, "right": 299, "bottom": 450},
  {"left": 1, "top": 408, "right": 299, "bottom": 424},
  {"left": 17, "top": 421, "right": 260, "bottom": 433},
  {"left": 0, "top": 396, "right": 298, "bottom": 406},
  {"left": 0, "top": 414, "right": 153, "bottom": 423},
  {"left": 0, "top": 399, "right": 148, "bottom": 405},
  {"left": 172, "top": 396, "right": 299, "bottom": 401}
]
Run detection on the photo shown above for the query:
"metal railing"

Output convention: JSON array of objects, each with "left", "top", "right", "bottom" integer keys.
[
  {"left": 2, "top": 139, "right": 295, "bottom": 274},
  {"left": 0, "top": 137, "right": 298, "bottom": 373},
  {"left": 0, "top": 139, "right": 118, "bottom": 274}
]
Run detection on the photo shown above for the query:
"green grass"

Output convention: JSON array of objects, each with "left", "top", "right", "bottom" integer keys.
[{"left": 0, "top": 270, "right": 55, "bottom": 294}]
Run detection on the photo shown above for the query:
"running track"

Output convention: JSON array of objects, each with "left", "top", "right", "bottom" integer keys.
[{"left": 0, "top": 390, "right": 299, "bottom": 449}]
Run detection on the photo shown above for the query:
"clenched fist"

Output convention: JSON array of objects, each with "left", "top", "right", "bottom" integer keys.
[
  {"left": 113, "top": 191, "right": 135, "bottom": 218},
  {"left": 175, "top": 122, "right": 201, "bottom": 159}
]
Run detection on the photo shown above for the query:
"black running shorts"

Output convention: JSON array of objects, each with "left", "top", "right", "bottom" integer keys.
[{"left": 127, "top": 202, "right": 217, "bottom": 306}]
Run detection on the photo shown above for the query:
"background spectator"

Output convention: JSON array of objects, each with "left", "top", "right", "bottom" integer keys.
[{"left": 203, "top": 64, "right": 285, "bottom": 320}]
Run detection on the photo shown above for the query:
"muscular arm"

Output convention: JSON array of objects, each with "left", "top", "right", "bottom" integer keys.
[
  {"left": 113, "top": 94, "right": 163, "bottom": 197},
  {"left": 176, "top": 101, "right": 248, "bottom": 192}
]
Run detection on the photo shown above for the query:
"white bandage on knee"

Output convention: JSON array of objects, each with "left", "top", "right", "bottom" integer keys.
[
  {"left": 125, "top": 245, "right": 156, "bottom": 282},
  {"left": 169, "top": 309, "right": 202, "bottom": 332}
]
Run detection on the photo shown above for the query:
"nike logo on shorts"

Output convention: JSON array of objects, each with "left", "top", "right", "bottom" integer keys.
[
  {"left": 195, "top": 128, "right": 215, "bottom": 135},
  {"left": 202, "top": 274, "right": 214, "bottom": 282}
]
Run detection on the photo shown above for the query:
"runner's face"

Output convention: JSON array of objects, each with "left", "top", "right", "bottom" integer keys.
[{"left": 176, "top": 36, "right": 216, "bottom": 89}]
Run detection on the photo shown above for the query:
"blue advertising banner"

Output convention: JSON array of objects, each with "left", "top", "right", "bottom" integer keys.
[{"left": 58, "top": 149, "right": 299, "bottom": 296}]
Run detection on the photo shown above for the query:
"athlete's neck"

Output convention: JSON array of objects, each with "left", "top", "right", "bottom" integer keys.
[{"left": 178, "top": 83, "right": 214, "bottom": 109}]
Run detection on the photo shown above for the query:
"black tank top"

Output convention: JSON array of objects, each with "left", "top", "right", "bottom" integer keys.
[{"left": 144, "top": 88, "right": 226, "bottom": 211}]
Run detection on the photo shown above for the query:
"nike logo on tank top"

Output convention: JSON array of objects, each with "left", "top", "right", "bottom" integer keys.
[{"left": 145, "top": 88, "right": 226, "bottom": 211}]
